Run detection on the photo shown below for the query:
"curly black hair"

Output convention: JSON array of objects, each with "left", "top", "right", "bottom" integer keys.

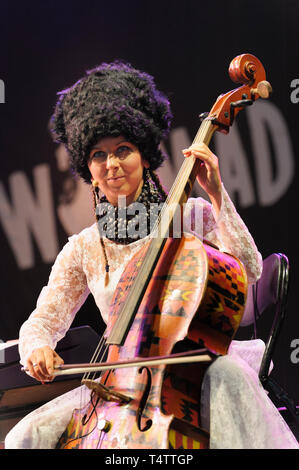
[{"left": 50, "top": 61, "right": 173, "bottom": 183}]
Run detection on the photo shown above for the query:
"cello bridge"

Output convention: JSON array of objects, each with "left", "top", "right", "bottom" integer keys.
[{"left": 82, "top": 379, "right": 132, "bottom": 404}]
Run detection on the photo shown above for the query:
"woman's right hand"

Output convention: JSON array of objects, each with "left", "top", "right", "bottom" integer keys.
[{"left": 26, "top": 346, "right": 64, "bottom": 382}]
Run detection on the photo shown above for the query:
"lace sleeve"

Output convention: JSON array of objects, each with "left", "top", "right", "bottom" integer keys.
[
  {"left": 18, "top": 234, "right": 90, "bottom": 365},
  {"left": 187, "top": 184, "right": 263, "bottom": 284}
]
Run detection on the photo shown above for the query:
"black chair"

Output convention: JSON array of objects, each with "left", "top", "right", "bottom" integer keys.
[{"left": 239, "top": 253, "right": 299, "bottom": 439}]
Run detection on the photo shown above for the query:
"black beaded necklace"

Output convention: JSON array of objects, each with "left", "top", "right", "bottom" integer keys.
[{"left": 94, "top": 169, "right": 167, "bottom": 283}]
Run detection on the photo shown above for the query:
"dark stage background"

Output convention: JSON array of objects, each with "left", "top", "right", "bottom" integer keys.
[{"left": 0, "top": 1, "right": 298, "bottom": 403}]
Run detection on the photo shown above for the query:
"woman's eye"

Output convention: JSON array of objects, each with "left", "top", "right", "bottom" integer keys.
[
  {"left": 91, "top": 151, "right": 107, "bottom": 161},
  {"left": 115, "top": 146, "right": 131, "bottom": 158},
  {"left": 90, "top": 145, "right": 132, "bottom": 162}
]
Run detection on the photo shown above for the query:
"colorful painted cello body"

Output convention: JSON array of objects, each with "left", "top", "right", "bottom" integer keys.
[{"left": 55, "top": 54, "right": 272, "bottom": 449}]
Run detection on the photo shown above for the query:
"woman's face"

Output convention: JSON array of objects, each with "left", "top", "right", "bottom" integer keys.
[{"left": 88, "top": 135, "right": 149, "bottom": 206}]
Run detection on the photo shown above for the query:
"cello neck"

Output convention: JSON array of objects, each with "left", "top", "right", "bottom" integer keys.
[{"left": 164, "top": 118, "right": 216, "bottom": 209}]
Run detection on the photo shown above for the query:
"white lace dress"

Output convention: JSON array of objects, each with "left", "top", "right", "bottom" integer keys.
[{"left": 5, "top": 185, "right": 298, "bottom": 449}]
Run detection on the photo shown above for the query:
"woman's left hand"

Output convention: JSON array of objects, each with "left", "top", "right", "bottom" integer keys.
[{"left": 182, "top": 143, "right": 222, "bottom": 213}]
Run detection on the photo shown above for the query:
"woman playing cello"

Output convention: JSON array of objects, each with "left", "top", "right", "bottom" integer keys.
[{"left": 5, "top": 60, "right": 298, "bottom": 449}]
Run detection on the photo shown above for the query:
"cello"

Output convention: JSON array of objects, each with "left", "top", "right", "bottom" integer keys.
[{"left": 53, "top": 53, "right": 272, "bottom": 449}]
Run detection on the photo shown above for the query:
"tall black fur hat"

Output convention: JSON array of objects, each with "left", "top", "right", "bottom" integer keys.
[{"left": 50, "top": 61, "right": 172, "bottom": 183}]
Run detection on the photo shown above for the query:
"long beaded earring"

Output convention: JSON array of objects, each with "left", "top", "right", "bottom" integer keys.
[
  {"left": 148, "top": 168, "right": 168, "bottom": 200},
  {"left": 92, "top": 180, "right": 110, "bottom": 286}
]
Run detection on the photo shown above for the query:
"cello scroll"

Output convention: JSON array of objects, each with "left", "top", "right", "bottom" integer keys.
[{"left": 206, "top": 53, "right": 272, "bottom": 133}]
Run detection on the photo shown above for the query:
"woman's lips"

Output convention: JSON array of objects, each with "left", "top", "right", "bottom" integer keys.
[
  {"left": 107, "top": 175, "right": 125, "bottom": 184},
  {"left": 108, "top": 175, "right": 124, "bottom": 180}
]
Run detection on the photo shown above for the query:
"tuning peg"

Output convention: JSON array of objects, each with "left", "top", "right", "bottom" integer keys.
[
  {"left": 230, "top": 99, "right": 253, "bottom": 109},
  {"left": 251, "top": 80, "right": 272, "bottom": 99},
  {"left": 199, "top": 112, "right": 209, "bottom": 121}
]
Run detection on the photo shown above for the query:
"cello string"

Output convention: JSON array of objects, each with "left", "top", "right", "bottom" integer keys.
[
  {"left": 84, "top": 119, "right": 211, "bottom": 378},
  {"left": 148, "top": 119, "right": 210, "bottom": 237},
  {"left": 78, "top": 340, "right": 111, "bottom": 429},
  {"left": 80, "top": 156, "right": 196, "bottom": 408},
  {"left": 104, "top": 120, "right": 211, "bottom": 343},
  {"left": 83, "top": 335, "right": 108, "bottom": 381},
  {"left": 89, "top": 343, "right": 110, "bottom": 382},
  {"left": 75, "top": 118, "right": 213, "bottom": 441}
]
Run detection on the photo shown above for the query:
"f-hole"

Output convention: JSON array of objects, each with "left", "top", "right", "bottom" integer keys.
[{"left": 136, "top": 366, "right": 153, "bottom": 432}]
